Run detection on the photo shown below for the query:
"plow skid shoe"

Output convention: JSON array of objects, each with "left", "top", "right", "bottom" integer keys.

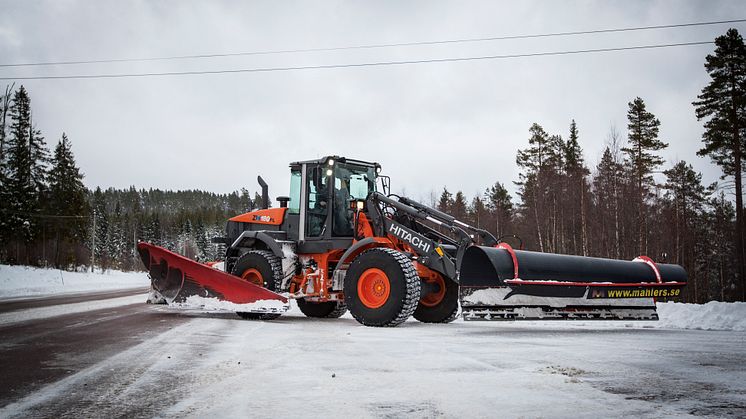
[
  {"left": 137, "top": 242, "right": 289, "bottom": 314},
  {"left": 458, "top": 246, "right": 687, "bottom": 321}
]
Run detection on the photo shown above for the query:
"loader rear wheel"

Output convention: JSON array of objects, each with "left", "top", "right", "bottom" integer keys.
[
  {"left": 231, "top": 250, "right": 283, "bottom": 320},
  {"left": 344, "top": 248, "right": 420, "bottom": 327},
  {"left": 413, "top": 275, "right": 459, "bottom": 323},
  {"left": 297, "top": 299, "right": 348, "bottom": 318}
]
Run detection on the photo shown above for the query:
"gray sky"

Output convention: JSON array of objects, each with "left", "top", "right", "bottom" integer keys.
[{"left": 1, "top": 1, "right": 744, "bottom": 204}]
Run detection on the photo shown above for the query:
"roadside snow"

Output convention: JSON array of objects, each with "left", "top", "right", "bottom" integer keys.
[
  {"left": 0, "top": 265, "right": 149, "bottom": 299},
  {"left": 656, "top": 301, "right": 746, "bottom": 332},
  {"left": 0, "top": 294, "right": 147, "bottom": 326},
  {"left": 175, "top": 295, "right": 289, "bottom": 313}
]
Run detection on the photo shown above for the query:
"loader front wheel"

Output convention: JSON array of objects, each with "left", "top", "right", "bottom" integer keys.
[
  {"left": 344, "top": 248, "right": 420, "bottom": 327},
  {"left": 231, "top": 250, "right": 283, "bottom": 320},
  {"left": 297, "top": 299, "right": 348, "bottom": 318},
  {"left": 413, "top": 275, "right": 459, "bottom": 323}
]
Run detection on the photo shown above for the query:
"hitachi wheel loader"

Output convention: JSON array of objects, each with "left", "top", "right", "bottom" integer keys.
[{"left": 138, "top": 156, "right": 687, "bottom": 327}]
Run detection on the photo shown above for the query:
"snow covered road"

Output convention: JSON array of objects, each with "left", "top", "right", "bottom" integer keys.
[{"left": 0, "top": 296, "right": 744, "bottom": 418}]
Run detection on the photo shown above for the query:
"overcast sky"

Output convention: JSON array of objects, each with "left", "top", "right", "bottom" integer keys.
[{"left": 1, "top": 1, "right": 744, "bottom": 204}]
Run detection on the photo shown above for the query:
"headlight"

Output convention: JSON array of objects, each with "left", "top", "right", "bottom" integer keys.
[
  {"left": 326, "top": 169, "right": 333, "bottom": 176},
  {"left": 328, "top": 158, "right": 334, "bottom": 166}
]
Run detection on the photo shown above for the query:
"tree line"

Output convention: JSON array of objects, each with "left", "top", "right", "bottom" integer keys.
[
  {"left": 0, "top": 84, "right": 265, "bottom": 270},
  {"left": 0, "top": 29, "right": 743, "bottom": 303},
  {"left": 433, "top": 29, "right": 745, "bottom": 302}
]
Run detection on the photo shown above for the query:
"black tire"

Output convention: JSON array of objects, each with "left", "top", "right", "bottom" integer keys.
[
  {"left": 297, "top": 299, "right": 348, "bottom": 318},
  {"left": 413, "top": 277, "right": 459, "bottom": 323},
  {"left": 344, "top": 248, "right": 420, "bottom": 327},
  {"left": 231, "top": 250, "right": 283, "bottom": 320}
]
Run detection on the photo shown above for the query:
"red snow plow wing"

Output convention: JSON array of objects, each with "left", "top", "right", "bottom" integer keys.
[
  {"left": 459, "top": 245, "right": 686, "bottom": 321},
  {"left": 137, "top": 242, "right": 288, "bottom": 314}
]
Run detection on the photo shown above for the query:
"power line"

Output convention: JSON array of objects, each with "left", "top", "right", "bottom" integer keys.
[
  {"left": 0, "top": 41, "right": 714, "bottom": 81},
  {"left": 0, "top": 18, "right": 742, "bottom": 68}
]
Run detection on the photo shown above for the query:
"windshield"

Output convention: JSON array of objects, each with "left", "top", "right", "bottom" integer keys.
[{"left": 332, "top": 163, "right": 376, "bottom": 236}]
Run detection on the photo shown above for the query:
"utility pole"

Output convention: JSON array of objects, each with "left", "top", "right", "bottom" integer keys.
[{"left": 91, "top": 211, "right": 96, "bottom": 272}]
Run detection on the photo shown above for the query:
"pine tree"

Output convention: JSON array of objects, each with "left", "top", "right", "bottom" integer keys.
[
  {"left": 4, "top": 86, "right": 39, "bottom": 251},
  {"left": 48, "top": 133, "right": 89, "bottom": 267},
  {"left": 709, "top": 192, "right": 737, "bottom": 300},
  {"left": 563, "top": 120, "right": 590, "bottom": 255},
  {"left": 593, "top": 147, "right": 624, "bottom": 258},
  {"left": 469, "top": 196, "right": 487, "bottom": 229},
  {"left": 452, "top": 191, "right": 467, "bottom": 219},
  {"left": 28, "top": 115, "right": 50, "bottom": 197},
  {"left": 484, "top": 182, "right": 513, "bottom": 237},
  {"left": 91, "top": 187, "right": 110, "bottom": 270},
  {"left": 194, "top": 217, "right": 209, "bottom": 261},
  {"left": 692, "top": 28, "right": 746, "bottom": 299},
  {"left": 437, "top": 187, "right": 453, "bottom": 214},
  {"left": 516, "top": 123, "right": 562, "bottom": 251},
  {"left": 622, "top": 97, "right": 668, "bottom": 255},
  {"left": 663, "top": 161, "right": 709, "bottom": 302},
  {"left": 0, "top": 84, "right": 15, "bottom": 245}
]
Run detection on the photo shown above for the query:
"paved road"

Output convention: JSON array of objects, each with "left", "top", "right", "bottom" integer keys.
[
  {"left": 0, "top": 292, "right": 743, "bottom": 418},
  {"left": 0, "top": 287, "right": 150, "bottom": 314},
  {"left": 0, "top": 291, "right": 188, "bottom": 408}
]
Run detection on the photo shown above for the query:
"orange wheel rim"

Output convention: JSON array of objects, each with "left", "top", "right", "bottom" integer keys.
[
  {"left": 241, "top": 268, "right": 263, "bottom": 286},
  {"left": 420, "top": 274, "right": 446, "bottom": 307},
  {"left": 357, "top": 268, "right": 390, "bottom": 309}
]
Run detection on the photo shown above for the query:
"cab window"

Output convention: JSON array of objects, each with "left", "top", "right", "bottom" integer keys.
[
  {"left": 288, "top": 169, "right": 301, "bottom": 214},
  {"left": 332, "top": 163, "right": 375, "bottom": 236},
  {"left": 306, "top": 165, "right": 328, "bottom": 237}
]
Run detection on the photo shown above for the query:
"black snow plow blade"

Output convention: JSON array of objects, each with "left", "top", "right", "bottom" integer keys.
[{"left": 458, "top": 245, "right": 687, "bottom": 321}]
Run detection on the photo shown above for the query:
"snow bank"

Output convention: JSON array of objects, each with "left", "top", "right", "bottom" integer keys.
[
  {"left": 175, "top": 295, "right": 289, "bottom": 314},
  {"left": 0, "top": 265, "right": 149, "bottom": 299},
  {"left": 656, "top": 301, "right": 746, "bottom": 332}
]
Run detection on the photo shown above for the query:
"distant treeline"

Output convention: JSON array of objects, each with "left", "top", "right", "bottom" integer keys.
[
  {"left": 0, "top": 84, "right": 265, "bottom": 271},
  {"left": 1, "top": 29, "right": 744, "bottom": 303}
]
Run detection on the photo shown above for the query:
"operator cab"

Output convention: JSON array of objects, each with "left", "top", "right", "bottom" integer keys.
[{"left": 286, "top": 156, "right": 380, "bottom": 253}]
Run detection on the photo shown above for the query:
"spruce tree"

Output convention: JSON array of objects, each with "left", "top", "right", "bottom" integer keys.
[
  {"left": 593, "top": 147, "right": 624, "bottom": 258},
  {"left": 4, "top": 86, "right": 38, "bottom": 248},
  {"left": 484, "top": 181, "right": 513, "bottom": 237},
  {"left": 452, "top": 191, "right": 467, "bottom": 219},
  {"left": 663, "top": 161, "right": 709, "bottom": 301},
  {"left": 48, "top": 133, "right": 88, "bottom": 266},
  {"left": 437, "top": 187, "right": 453, "bottom": 214},
  {"left": 692, "top": 28, "right": 746, "bottom": 299},
  {"left": 563, "top": 120, "right": 590, "bottom": 255},
  {"left": 516, "top": 123, "right": 562, "bottom": 251},
  {"left": 0, "top": 84, "right": 15, "bottom": 244},
  {"left": 622, "top": 97, "right": 668, "bottom": 255}
]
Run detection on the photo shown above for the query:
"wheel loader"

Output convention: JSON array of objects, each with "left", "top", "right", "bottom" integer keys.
[{"left": 138, "top": 155, "right": 687, "bottom": 327}]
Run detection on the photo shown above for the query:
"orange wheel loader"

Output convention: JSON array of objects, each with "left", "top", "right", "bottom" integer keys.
[{"left": 138, "top": 156, "right": 686, "bottom": 327}]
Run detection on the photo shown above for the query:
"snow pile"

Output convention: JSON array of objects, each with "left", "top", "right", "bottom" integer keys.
[
  {"left": 656, "top": 301, "right": 746, "bottom": 332},
  {"left": 175, "top": 295, "right": 289, "bottom": 313},
  {"left": 0, "top": 265, "right": 149, "bottom": 299}
]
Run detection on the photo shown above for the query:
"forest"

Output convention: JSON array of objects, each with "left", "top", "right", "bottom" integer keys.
[{"left": 0, "top": 29, "right": 744, "bottom": 303}]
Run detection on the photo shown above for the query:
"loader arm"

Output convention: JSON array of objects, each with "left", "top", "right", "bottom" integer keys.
[{"left": 364, "top": 191, "right": 687, "bottom": 322}]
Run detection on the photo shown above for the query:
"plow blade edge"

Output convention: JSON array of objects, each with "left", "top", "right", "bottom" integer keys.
[{"left": 137, "top": 242, "right": 288, "bottom": 314}]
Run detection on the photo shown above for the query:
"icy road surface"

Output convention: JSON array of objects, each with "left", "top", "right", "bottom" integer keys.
[{"left": 0, "top": 298, "right": 744, "bottom": 418}]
